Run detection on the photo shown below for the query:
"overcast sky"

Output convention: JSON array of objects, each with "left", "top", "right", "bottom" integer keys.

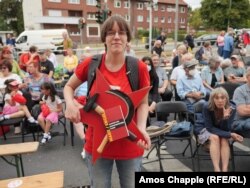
[{"left": 184, "top": 0, "right": 201, "bottom": 9}]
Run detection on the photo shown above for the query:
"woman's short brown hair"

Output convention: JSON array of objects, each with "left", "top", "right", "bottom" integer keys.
[
  {"left": 0, "top": 59, "right": 13, "bottom": 72},
  {"left": 101, "top": 15, "right": 132, "bottom": 42}
]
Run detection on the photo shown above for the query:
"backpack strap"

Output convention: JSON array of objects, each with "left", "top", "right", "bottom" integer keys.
[
  {"left": 125, "top": 56, "right": 139, "bottom": 91},
  {"left": 87, "top": 54, "right": 103, "bottom": 96},
  {"left": 87, "top": 54, "right": 139, "bottom": 96}
]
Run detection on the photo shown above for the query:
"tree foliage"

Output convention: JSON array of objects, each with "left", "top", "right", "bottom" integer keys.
[
  {"left": 200, "top": 0, "right": 250, "bottom": 30},
  {"left": 0, "top": 0, "right": 24, "bottom": 34}
]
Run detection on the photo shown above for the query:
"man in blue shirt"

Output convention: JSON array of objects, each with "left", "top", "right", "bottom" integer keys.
[{"left": 176, "top": 60, "right": 206, "bottom": 113}]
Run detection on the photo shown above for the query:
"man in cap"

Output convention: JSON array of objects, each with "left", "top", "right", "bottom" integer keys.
[
  {"left": 176, "top": 59, "right": 206, "bottom": 113},
  {"left": 224, "top": 55, "right": 246, "bottom": 83}
]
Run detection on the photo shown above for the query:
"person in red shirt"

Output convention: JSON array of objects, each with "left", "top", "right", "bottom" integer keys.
[
  {"left": 19, "top": 46, "right": 40, "bottom": 72},
  {"left": 64, "top": 15, "right": 151, "bottom": 188}
]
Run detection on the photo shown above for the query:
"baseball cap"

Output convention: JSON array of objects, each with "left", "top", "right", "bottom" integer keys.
[
  {"left": 184, "top": 60, "right": 198, "bottom": 68},
  {"left": 9, "top": 80, "right": 19, "bottom": 86},
  {"left": 230, "top": 55, "right": 239, "bottom": 60}
]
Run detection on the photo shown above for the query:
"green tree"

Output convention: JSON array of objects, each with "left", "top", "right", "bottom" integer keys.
[
  {"left": 189, "top": 9, "right": 203, "bottom": 31},
  {"left": 0, "top": 0, "right": 24, "bottom": 34},
  {"left": 200, "top": 0, "right": 250, "bottom": 30}
]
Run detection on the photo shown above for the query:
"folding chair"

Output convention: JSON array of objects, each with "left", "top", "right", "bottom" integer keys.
[
  {"left": 215, "top": 82, "right": 240, "bottom": 100},
  {"left": 192, "top": 101, "right": 210, "bottom": 171},
  {"left": 0, "top": 118, "right": 25, "bottom": 141},
  {"left": 152, "top": 101, "right": 195, "bottom": 171},
  {"left": 230, "top": 131, "right": 250, "bottom": 171},
  {"left": 143, "top": 121, "right": 175, "bottom": 171}
]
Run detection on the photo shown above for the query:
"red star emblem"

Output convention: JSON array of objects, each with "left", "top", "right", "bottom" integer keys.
[{"left": 80, "top": 69, "right": 150, "bottom": 163}]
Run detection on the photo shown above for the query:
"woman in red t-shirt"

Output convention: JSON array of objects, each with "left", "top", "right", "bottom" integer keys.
[{"left": 64, "top": 15, "right": 151, "bottom": 188}]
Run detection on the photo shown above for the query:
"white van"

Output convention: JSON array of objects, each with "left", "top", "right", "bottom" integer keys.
[{"left": 15, "top": 29, "right": 67, "bottom": 53}]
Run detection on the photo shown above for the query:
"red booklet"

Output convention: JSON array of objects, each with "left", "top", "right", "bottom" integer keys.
[{"left": 105, "top": 106, "right": 129, "bottom": 142}]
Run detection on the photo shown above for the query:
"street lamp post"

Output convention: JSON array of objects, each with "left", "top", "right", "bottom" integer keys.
[
  {"left": 148, "top": 0, "right": 158, "bottom": 52},
  {"left": 174, "top": 0, "right": 179, "bottom": 48},
  {"left": 228, "top": 0, "right": 232, "bottom": 29}
]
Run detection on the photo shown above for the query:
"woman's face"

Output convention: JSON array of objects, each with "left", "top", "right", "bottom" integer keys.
[
  {"left": 214, "top": 94, "right": 227, "bottom": 109},
  {"left": 105, "top": 22, "right": 127, "bottom": 55},
  {"left": 1, "top": 65, "right": 10, "bottom": 76},
  {"left": 2, "top": 50, "right": 12, "bottom": 59},
  {"left": 152, "top": 56, "right": 160, "bottom": 67}
]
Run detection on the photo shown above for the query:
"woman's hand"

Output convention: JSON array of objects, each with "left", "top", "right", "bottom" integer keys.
[
  {"left": 231, "top": 133, "right": 243, "bottom": 142},
  {"left": 223, "top": 107, "right": 232, "bottom": 119},
  {"left": 65, "top": 99, "right": 81, "bottom": 123},
  {"left": 137, "top": 129, "right": 151, "bottom": 150},
  {"left": 149, "top": 102, "right": 156, "bottom": 113}
]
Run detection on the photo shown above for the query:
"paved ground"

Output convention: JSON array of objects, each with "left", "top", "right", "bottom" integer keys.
[{"left": 1, "top": 117, "right": 250, "bottom": 187}]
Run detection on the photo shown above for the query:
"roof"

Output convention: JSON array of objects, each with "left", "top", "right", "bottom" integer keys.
[
  {"left": 157, "top": 0, "right": 187, "bottom": 6},
  {"left": 138, "top": 0, "right": 187, "bottom": 6}
]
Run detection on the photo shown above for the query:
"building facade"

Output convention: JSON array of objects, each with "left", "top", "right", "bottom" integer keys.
[{"left": 22, "top": 0, "right": 188, "bottom": 43}]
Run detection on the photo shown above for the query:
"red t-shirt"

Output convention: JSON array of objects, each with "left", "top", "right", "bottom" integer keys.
[
  {"left": 75, "top": 54, "right": 150, "bottom": 159},
  {"left": 19, "top": 53, "right": 40, "bottom": 72}
]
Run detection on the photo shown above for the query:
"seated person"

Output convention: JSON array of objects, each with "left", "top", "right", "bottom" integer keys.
[
  {"left": 38, "top": 50, "right": 54, "bottom": 78},
  {"left": 195, "top": 87, "right": 243, "bottom": 172},
  {"left": 232, "top": 68, "right": 250, "bottom": 135},
  {"left": 63, "top": 48, "right": 78, "bottom": 77},
  {"left": 0, "top": 79, "right": 37, "bottom": 134},
  {"left": 141, "top": 56, "right": 159, "bottom": 117},
  {"left": 224, "top": 55, "right": 246, "bottom": 84},
  {"left": 151, "top": 40, "right": 163, "bottom": 57},
  {"left": 196, "top": 41, "right": 213, "bottom": 65},
  {"left": 23, "top": 61, "right": 52, "bottom": 103},
  {"left": 176, "top": 60, "right": 206, "bottom": 113},
  {"left": 201, "top": 56, "right": 224, "bottom": 96},
  {"left": 152, "top": 54, "right": 172, "bottom": 103},
  {"left": 172, "top": 44, "right": 187, "bottom": 69},
  {"left": 19, "top": 45, "right": 40, "bottom": 72},
  {"left": 170, "top": 53, "right": 196, "bottom": 101}
]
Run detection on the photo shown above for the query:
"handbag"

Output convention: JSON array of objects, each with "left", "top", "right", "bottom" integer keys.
[
  {"left": 165, "top": 121, "right": 191, "bottom": 136},
  {"left": 41, "top": 103, "right": 50, "bottom": 117}
]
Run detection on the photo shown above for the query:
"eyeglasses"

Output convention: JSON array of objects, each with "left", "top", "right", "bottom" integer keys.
[
  {"left": 106, "top": 30, "right": 127, "bottom": 37},
  {"left": 0, "top": 67, "right": 7, "bottom": 70}
]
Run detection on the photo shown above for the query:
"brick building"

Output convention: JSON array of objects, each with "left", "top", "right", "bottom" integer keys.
[{"left": 23, "top": 0, "right": 188, "bottom": 43}]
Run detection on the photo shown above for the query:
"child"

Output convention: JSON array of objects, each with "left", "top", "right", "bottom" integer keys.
[
  {"left": 0, "top": 79, "right": 37, "bottom": 133},
  {"left": 38, "top": 82, "right": 63, "bottom": 144}
]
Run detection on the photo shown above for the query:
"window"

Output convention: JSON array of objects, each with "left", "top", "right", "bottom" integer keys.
[
  {"left": 87, "top": 13, "right": 96, "bottom": 20},
  {"left": 146, "top": 16, "right": 149, "bottom": 22},
  {"left": 137, "top": 15, "right": 143, "bottom": 22},
  {"left": 48, "top": 0, "right": 61, "bottom": 2},
  {"left": 168, "top": 17, "right": 172, "bottom": 23},
  {"left": 86, "top": 0, "right": 96, "bottom": 6},
  {"left": 137, "top": 3, "right": 143, "bottom": 10},
  {"left": 124, "top": 1, "right": 130, "bottom": 8},
  {"left": 125, "top": 14, "right": 130, "bottom": 22},
  {"left": 161, "top": 5, "right": 165, "bottom": 12},
  {"left": 48, "top": 10, "right": 62, "bottom": 17},
  {"left": 161, "top": 17, "right": 165, "bottom": 23},
  {"left": 68, "top": 10, "right": 82, "bottom": 17},
  {"left": 180, "top": 18, "right": 185, "bottom": 23},
  {"left": 180, "top": 7, "right": 185, "bottom": 13},
  {"left": 167, "top": 5, "right": 174, "bottom": 12},
  {"left": 114, "top": 0, "right": 121, "bottom": 8},
  {"left": 16, "top": 36, "right": 27, "bottom": 43},
  {"left": 68, "top": 0, "right": 80, "bottom": 4},
  {"left": 153, "top": 5, "right": 158, "bottom": 11},
  {"left": 154, "top": 17, "right": 158, "bottom": 23},
  {"left": 87, "top": 25, "right": 100, "bottom": 37}
]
